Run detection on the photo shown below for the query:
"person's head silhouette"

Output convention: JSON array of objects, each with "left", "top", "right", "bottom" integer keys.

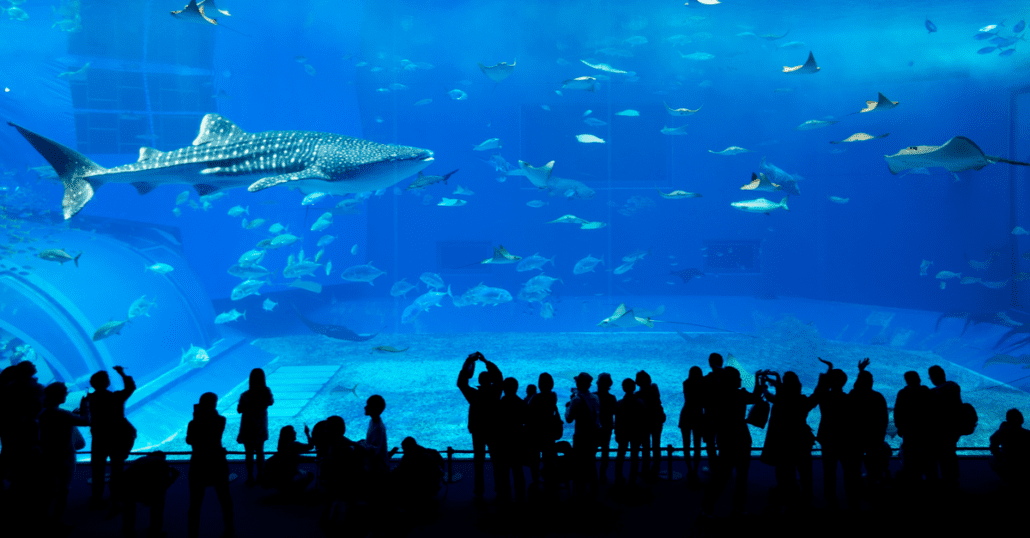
[
  {"left": 539, "top": 372, "right": 554, "bottom": 393},
  {"left": 708, "top": 353, "right": 723, "bottom": 370},
  {"left": 365, "top": 395, "right": 386, "bottom": 418},
  {"left": 903, "top": 370, "right": 921, "bottom": 387},
  {"left": 90, "top": 370, "right": 110, "bottom": 391},
  {"left": 622, "top": 378, "right": 636, "bottom": 395}
]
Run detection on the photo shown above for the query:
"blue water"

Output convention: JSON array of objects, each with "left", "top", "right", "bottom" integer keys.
[{"left": 1, "top": 0, "right": 1029, "bottom": 454}]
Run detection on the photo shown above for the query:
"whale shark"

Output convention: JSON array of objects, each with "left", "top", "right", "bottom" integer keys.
[{"left": 9, "top": 114, "right": 434, "bottom": 219}]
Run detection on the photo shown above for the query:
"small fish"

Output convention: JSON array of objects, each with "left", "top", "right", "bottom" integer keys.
[
  {"left": 981, "top": 280, "right": 1009, "bottom": 289},
  {"left": 615, "top": 109, "right": 639, "bottom": 117},
  {"left": 579, "top": 221, "right": 607, "bottom": 230},
  {"left": 660, "top": 125, "right": 688, "bottom": 136},
  {"left": 935, "top": 271, "right": 962, "bottom": 280},
  {"left": 127, "top": 295, "right": 157, "bottom": 319},
  {"left": 583, "top": 110, "right": 592, "bottom": 117},
  {"left": 576, "top": 134, "right": 605, "bottom": 144},
  {"left": 245, "top": 218, "right": 266, "bottom": 230},
  {"left": 38, "top": 249, "right": 81, "bottom": 267},
  {"left": 583, "top": 118, "right": 607, "bottom": 127},
  {"left": 350, "top": 244, "right": 358, "bottom": 255},
  {"left": 828, "top": 196, "right": 849, "bottom": 204},
  {"left": 624, "top": 36, "right": 648, "bottom": 46},
  {"left": 263, "top": 298, "right": 277, "bottom": 311},
  {"left": 302, "top": 192, "right": 329, "bottom": 206},
  {"left": 731, "top": 197, "right": 789, "bottom": 214},
  {"left": 925, "top": 19, "right": 937, "bottom": 33},
  {"left": 147, "top": 263, "right": 174, "bottom": 274},
  {"left": 304, "top": 64, "right": 316, "bottom": 76},
  {"left": 1000, "top": 49, "right": 1016, "bottom": 57},
  {"left": 1013, "top": 20, "right": 1026, "bottom": 33},
  {"left": 215, "top": 308, "right": 246, "bottom": 324},
  {"left": 796, "top": 119, "right": 839, "bottom": 130},
  {"left": 472, "top": 138, "right": 502, "bottom": 151},
  {"left": 679, "top": 51, "right": 714, "bottom": 61},
  {"left": 413, "top": 98, "right": 433, "bottom": 106},
  {"left": 325, "top": 261, "right": 332, "bottom": 275},
  {"left": 658, "top": 190, "right": 701, "bottom": 199},
  {"left": 373, "top": 346, "right": 409, "bottom": 353},
  {"left": 391, "top": 279, "right": 417, "bottom": 297},
  {"left": 438, "top": 197, "right": 467, "bottom": 207},
  {"left": 526, "top": 200, "right": 547, "bottom": 208},
  {"left": 919, "top": 259, "right": 933, "bottom": 276},
  {"left": 960, "top": 277, "right": 982, "bottom": 285},
  {"left": 269, "top": 223, "right": 287, "bottom": 234},
  {"left": 175, "top": 191, "right": 190, "bottom": 205},
  {"left": 331, "top": 383, "right": 360, "bottom": 396},
  {"left": 709, "top": 146, "right": 751, "bottom": 156},
  {"left": 93, "top": 320, "right": 128, "bottom": 341},
  {"left": 447, "top": 89, "right": 468, "bottom": 100},
  {"left": 541, "top": 105, "right": 551, "bottom": 111},
  {"left": 1013, "top": 226, "right": 1029, "bottom": 235},
  {"left": 940, "top": 281, "right": 947, "bottom": 290},
  {"left": 310, "top": 212, "right": 334, "bottom": 232},
  {"left": 978, "top": 46, "right": 998, "bottom": 54},
  {"left": 613, "top": 261, "right": 635, "bottom": 275},
  {"left": 227, "top": 205, "right": 248, "bottom": 217},
  {"left": 406, "top": 169, "right": 459, "bottom": 191}
]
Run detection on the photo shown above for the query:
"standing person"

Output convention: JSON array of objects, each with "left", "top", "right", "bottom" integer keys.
[
  {"left": 237, "top": 368, "right": 274, "bottom": 487},
  {"left": 594, "top": 373, "right": 617, "bottom": 484},
  {"left": 85, "top": 366, "right": 136, "bottom": 511},
  {"left": 701, "top": 367, "right": 765, "bottom": 516},
  {"left": 565, "top": 373, "right": 600, "bottom": 499},
  {"left": 894, "top": 371, "right": 930, "bottom": 484},
  {"left": 927, "top": 365, "right": 962, "bottom": 489},
  {"left": 526, "top": 372, "right": 561, "bottom": 496},
  {"left": 496, "top": 377, "right": 528, "bottom": 503},
  {"left": 850, "top": 362, "right": 889, "bottom": 494},
  {"left": 456, "top": 351, "right": 503, "bottom": 502},
  {"left": 186, "top": 392, "right": 234, "bottom": 538},
  {"left": 760, "top": 371, "right": 816, "bottom": 512},
  {"left": 38, "top": 382, "right": 89, "bottom": 532},
  {"left": 809, "top": 359, "right": 857, "bottom": 510},
  {"left": 358, "top": 395, "right": 398, "bottom": 478},
  {"left": 679, "top": 366, "right": 705, "bottom": 485},
  {"left": 635, "top": 370, "right": 666, "bottom": 481},
  {"left": 702, "top": 353, "right": 724, "bottom": 472},
  {"left": 614, "top": 378, "right": 643, "bottom": 485}
]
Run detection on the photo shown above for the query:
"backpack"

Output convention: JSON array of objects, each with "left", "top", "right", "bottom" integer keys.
[{"left": 956, "top": 402, "right": 978, "bottom": 436}]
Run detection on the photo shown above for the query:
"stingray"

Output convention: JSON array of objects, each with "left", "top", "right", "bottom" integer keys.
[
  {"left": 740, "top": 172, "right": 780, "bottom": 192},
  {"left": 782, "top": 51, "right": 820, "bottom": 74},
  {"left": 670, "top": 268, "right": 704, "bottom": 283},
  {"left": 478, "top": 60, "right": 516, "bottom": 82},
  {"left": 859, "top": 92, "right": 899, "bottom": 114},
  {"left": 171, "top": 0, "right": 247, "bottom": 34},
  {"left": 664, "top": 102, "right": 702, "bottom": 116},
  {"left": 831, "top": 132, "right": 889, "bottom": 144},
  {"left": 884, "top": 136, "right": 1030, "bottom": 174},
  {"left": 294, "top": 306, "right": 378, "bottom": 342},
  {"left": 759, "top": 30, "right": 790, "bottom": 40},
  {"left": 518, "top": 160, "right": 554, "bottom": 189}
]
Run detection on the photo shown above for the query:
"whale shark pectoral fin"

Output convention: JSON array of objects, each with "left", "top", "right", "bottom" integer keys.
[
  {"left": 132, "top": 182, "right": 158, "bottom": 195},
  {"left": 193, "top": 184, "right": 220, "bottom": 196},
  {"left": 248, "top": 170, "right": 330, "bottom": 192},
  {"left": 192, "top": 114, "right": 246, "bottom": 146}
]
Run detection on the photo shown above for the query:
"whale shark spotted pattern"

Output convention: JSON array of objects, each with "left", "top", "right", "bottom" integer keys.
[{"left": 9, "top": 114, "right": 434, "bottom": 219}]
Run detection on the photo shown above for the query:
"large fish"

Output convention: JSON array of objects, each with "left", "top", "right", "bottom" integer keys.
[
  {"left": 294, "top": 306, "right": 378, "bottom": 342},
  {"left": 9, "top": 114, "right": 434, "bottom": 219}
]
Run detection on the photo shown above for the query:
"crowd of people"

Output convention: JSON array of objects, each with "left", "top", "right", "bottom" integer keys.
[{"left": 0, "top": 351, "right": 1028, "bottom": 537}]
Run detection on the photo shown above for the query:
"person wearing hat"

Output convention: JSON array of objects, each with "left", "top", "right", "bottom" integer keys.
[{"left": 565, "top": 372, "right": 601, "bottom": 499}]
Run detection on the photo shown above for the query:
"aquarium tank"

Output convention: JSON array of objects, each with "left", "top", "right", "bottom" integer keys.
[{"left": 1, "top": 0, "right": 1028, "bottom": 459}]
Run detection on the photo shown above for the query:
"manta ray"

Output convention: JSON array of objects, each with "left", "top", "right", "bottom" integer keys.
[
  {"left": 478, "top": 61, "right": 516, "bottom": 82},
  {"left": 664, "top": 102, "right": 702, "bottom": 116},
  {"left": 884, "top": 136, "right": 1030, "bottom": 174},
  {"left": 783, "top": 51, "right": 820, "bottom": 74},
  {"left": 171, "top": 0, "right": 221, "bottom": 26},
  {"left": 9, "top": 114, "right": 433, "bottom": 219},
  {"left": 294, "top": 306, "right": 379, "bottom": 342}
]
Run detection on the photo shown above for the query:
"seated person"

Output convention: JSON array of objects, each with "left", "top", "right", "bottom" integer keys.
[
  {"left": 264, "top": 425, "right": 315, "bottom": 496},
  {"left": 121, "top": 451, "right": 180, "bottom": 538},
  {"left": 392, "top": 437, "right": 444, "bottom": 503},
  {"left": 989, "top": 408, "right": 1030, "bottom": 485}
]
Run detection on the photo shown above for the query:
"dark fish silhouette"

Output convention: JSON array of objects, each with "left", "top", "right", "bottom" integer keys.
[
  {"left": 925, "top": 19, "right": 937, "bottom": 33},
  {"left": 331, "top": 383, "right": 360, "bottom": 396},
  {"left": 670, "top": 268, "right": 704, "bottom": 283},
  {"left": 294, "top": 306, "right": 378, "bottom": 342}
]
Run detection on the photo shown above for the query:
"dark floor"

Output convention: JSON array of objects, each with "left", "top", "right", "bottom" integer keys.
[{"left": 3, "top": 456, "right": 1023, "bottom": 538}]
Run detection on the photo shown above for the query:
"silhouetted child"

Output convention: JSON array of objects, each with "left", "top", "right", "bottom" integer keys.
[
  {"left": 594, "top": 373, "right": 617, "bottom": 484},
  {"left": 121, "top": 451, "right": 179, "bottom": 538},
  {"left": 269, "top": 425, "right": 315, "bottom": 497},
  {"left": 237, "top": 368, "right": 274, "bottom": 487},
  {"left": 359, "top": 395, "right": 398, "bottom": 478},
  {"left": 614, "top": 378, "right": 643, "bottom": 486},
  {"left": 525, "top": 384, "right": 537, "bottom": 403},
  {"left": 186, "top": 392, "right": 233, "bottom": 538}
]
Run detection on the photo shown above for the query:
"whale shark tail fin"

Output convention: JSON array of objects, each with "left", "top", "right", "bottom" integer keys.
[{"left": 8, "top": 122, "right": 107, "bottom": 219}]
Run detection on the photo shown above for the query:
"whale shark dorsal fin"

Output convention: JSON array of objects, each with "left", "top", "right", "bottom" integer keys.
[
  {"left": 138, "top": 147, "right": 165, "bottom": 162},
  {"left": 192, "top": 114, "right": 246, "bottom": 146}
]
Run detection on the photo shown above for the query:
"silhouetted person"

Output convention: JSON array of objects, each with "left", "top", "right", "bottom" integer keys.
[
  {"left": 358, "top": 394, "right": 397, "bottom": 478},
  {"left": 457, "top": 351, "right": 503, "bottom": 501},
  {"left": 760, "top": 371, "right": 816, "bottom": 512},
  {"left": 85, "top": 366, "right": 136, "bottom": 511},
  {"left": 702, "top": 353, "right": 724, "bottom": 471},
  {"left": 270, "top": 425, "right": 315, "bottom": 496},
  {"left": 392, "top": 436, "right": 444, "bottom": 508},
  {"left": 894, "top": 370, "right": 930, "bottom": 484},
  {"left": 121, "top": 451, "right": 179, "bottom": 538},
  {"left": 1, "top": 361, "right": 44, "bottom": 513},
  {"left": 186, "top": 392, "right": 234, "bottom": 538},
  {"left": 849, "top": 361, "right": 889, "bottom": 494},
  {"left": 237, "top": 368, "right": 273, "bottom": 487},
  {"left": 636, "top": 370, "right": 666, "bottom": 481},
  {"left": 565, "top": 372, "right": 600, "bottom": 499},
  {"left": 809, "top": 359, "right": 857, "bottom": 510},
  {"left": 594, "top": 373, "right": 617, "bottom": 484},
  {"left": 38, "top": 382, "right": 89, "bottom": 531},
  {"left": 525, "top": 384, "right": 537, "bottom": 402},
  {"left": 927, "top": 365, "right": 962, "bottom": 489},
  {"left": 614, "top": 378, "right": 643, "bottom": 486},
  {"left": 701, "top": 367, "right": 764, "bottom": 516},
  {"left": 496, "top": 377, "right": 527, "bottom": 502},
  {"left": 989, "top": 409, "right": 1030, "bottom": 489},
  {"left": 679, "top": 366, "right": 705, "bottom": 485},
  {"left": 526, "top": 372, "right": 561, "bottom": 496}
]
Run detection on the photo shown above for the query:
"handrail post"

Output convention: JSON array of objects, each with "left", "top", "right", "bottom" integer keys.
[
  {"left": 446, "top": 446, "right": 454, "bottom": 484},
  {"left": 667, "top": 444, "right": 674, "bottom": 480}
]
